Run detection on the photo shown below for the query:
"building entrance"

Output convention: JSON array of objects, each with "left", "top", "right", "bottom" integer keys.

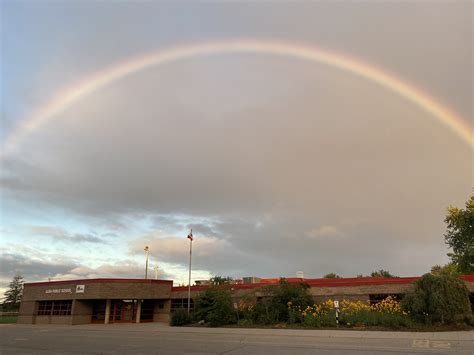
[{"left": 110, "top": 300, "right": 137, "bottom": 323}]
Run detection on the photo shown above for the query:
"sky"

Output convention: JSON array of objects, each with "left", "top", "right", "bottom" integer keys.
[{"left": 0, "top": 1, "right": 472, "bottom": 296}]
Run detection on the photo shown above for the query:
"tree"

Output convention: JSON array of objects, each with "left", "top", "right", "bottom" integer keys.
[
  {"left": 210, "top": 275, "right": 233, "bottom": 285},
  {"left": 323, "top": 273, "right": 341, "bottom": 278},
  {"left": 3, "top": 274, "right": 24, "bottom": 311},
  {"left": 402, "top": 273, "right": 470, "bottom": 324},
  {"left": 430, "top": 263, "right": 459, "bottom": 276},
  {"left": 444, "top": 195, "right": 474, "bottom": 274},
  {"left": 371, "top": 269, "right": 397, "bottom": 278},
  {"left": 194, "top": 286, "right": 235, "bottom": 327}
]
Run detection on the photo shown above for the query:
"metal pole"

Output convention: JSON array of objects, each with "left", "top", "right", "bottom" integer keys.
[
  {"left": 144, "top": 246, "right": 149, "bottom": 280},
  {"left": 154, "top": 265, "right": 159, "bottom": 280},
  {"left": 187, "top": 237, "right": 192, "bottom": 313}
]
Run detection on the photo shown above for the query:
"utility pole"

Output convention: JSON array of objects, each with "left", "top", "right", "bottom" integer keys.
[{"left": 144, "top": 246, "right": 149, "bottom": 279}]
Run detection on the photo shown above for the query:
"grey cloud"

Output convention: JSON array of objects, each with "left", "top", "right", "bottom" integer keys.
[
  {"left": 1, "top": 2, "right": 471, "bottom": 279},
  {"left": 70, "top": 234, "right": 103, "bottom": 243},
  {"left": 0, "top": 252, "right": 78, "bottom": 282},
  {"left": 30, "top": 226, "right": 105, "bottom": 244},
  {"left": 130, "top": 217, "right": 448, "bottom": 278},
  {"left": 101, "top": 232, "right": 118, "bottom": 238},
  {"left": 0, "top": 253, "right": 174, "bottom": 291}
]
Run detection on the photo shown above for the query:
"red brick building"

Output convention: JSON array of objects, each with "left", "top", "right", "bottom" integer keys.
[{"left": 18, "top": 275, "right": 474, "bottom": 325}]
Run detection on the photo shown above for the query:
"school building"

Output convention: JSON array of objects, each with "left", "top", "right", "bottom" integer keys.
[{"left": 17, "top": 275, "right": 474, "bottom": 325}]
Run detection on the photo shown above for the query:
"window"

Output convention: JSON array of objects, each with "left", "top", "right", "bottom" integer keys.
[
  {"left": 92, "top": 301, "right": 106, "bottom": 321},
  {"left": 369, "top": 294, "right": 402, "bottom": 305},
  {"left": 140, "top": 300, "right": 155, "bottom": 321},
  {"left": 37, "top": 301, "right": 72, "bottom": 316},
  {"left": 171, "top": 298, "right": 193, "bottom": 312}
]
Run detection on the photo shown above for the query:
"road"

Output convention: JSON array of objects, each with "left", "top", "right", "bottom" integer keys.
[{"left": 1, "top": 323, "right": 473, "bottom": 354}]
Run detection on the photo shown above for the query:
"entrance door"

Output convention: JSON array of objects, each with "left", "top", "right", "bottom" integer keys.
[
  {"left": 110, "top": 300, "right": 136, "bottom": 323},
  {"left": 122, "top": 302, "right": 134, "bottom": 321}
]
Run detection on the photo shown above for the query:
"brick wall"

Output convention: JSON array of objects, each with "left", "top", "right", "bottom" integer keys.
[
  {"left": 22, "top": 280, "right": 172, "bottom": 301},
  {"left": 72, "top": 300, "right": 93, "bottom": 325}
]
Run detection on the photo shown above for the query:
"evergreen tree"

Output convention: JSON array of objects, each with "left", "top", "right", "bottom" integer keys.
[{"left": 3, "top": 274, "right": 24, "bottom": 311}]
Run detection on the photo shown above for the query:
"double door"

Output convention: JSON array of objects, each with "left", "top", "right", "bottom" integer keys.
[{"left": 110, "top": 300, "right": 137, "bottom": 323}]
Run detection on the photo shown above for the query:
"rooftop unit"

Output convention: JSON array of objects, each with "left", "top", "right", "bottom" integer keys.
[{"left": 243, "top": 277, "right": 262, "bottom": 284}]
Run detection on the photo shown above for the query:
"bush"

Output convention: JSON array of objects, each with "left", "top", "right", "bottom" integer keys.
[
  {"left": 303, "top": 310, "right": 336, "bottom": 327},
  {"left": 463, "top": 315, "right": 474, "bottom": 327},
  {"left": 341, "top": 310, "right": 412, "bottom": 328},
  {"left": 402, "top": 273, "right": 470, "bottom": 324},
  {"left": 252, "top": 299, "right": 279, "bottom": 325},
  {"left": 264, "top": 279, "right": 313, "bottom": 323},
  {"left": 170, "top": 308, "right": 192, "bottom": 326},
  {"left": 194, "top": 286, "right": 236, "bottom": 327}
]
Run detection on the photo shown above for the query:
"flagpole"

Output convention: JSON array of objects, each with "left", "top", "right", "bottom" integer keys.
[{"left": 187, "top": 229, "right": 193, "bottom": 313}]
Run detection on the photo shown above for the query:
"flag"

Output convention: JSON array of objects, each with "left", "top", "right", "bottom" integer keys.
[{"left": 187, "top": 229, "right": 193, "bottom": 241}]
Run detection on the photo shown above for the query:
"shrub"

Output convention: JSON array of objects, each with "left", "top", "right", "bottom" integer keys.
[
  {"left": 341, "top": 310, "right": 411, "bottom": 328},
  {"left": 252, "top": 299, "right": 279, "bottom": 325},
  {"left": 463, "top": 315, "right": 474, "bottom": 327},
  {"left": 194, "top": 286, "right": 236, "bottom": 327},
  {"left": 237, "top": 319, "right": 254, "bottom": 327},
  {"left": 402, "top": 273, "right": 470, "bottom": 324},
  {"left": 170, "top": 308, "right": 192, "bottom": 326},
  {"left": 264, "top": 279, "right": 313, "bottom": 323}
]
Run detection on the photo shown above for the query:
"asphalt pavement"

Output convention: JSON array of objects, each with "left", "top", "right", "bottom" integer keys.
[{"left": 1, "top": 323, "right": 473, "bottom": 354}]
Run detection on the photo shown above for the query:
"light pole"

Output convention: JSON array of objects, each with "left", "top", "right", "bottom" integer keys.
[
  {"left": 144, "top": 246, "right": 149, "bottom": 279},
  {"left": 154, "top": 265, "right": 159, "bottom": 280}
]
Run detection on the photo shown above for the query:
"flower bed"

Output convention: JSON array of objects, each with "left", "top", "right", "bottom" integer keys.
[{"left": 287, "top": 296, "right": 413, "bottom": 328}]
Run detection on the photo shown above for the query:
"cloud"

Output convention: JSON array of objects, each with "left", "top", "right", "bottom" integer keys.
[
  {"left": 0, "top": 252, "right": 78, "bottom": 282},
  {"left": 1, "top": 1, "right": 471, "bottom": 280},
  {"left": 51, "top": 261, "right": 174, "bottom": 281},
  {"left": 30, "top": 225, "right": 105, "bottom": 244},
  {"left": 307, "top": 225, "right": 342, "bottom": 239},
  {"left": 130, "top": 232, "right": 232, "bottom": 266},
  {"left": 0, "top": 252, "right": 176, "bottom": 297}
]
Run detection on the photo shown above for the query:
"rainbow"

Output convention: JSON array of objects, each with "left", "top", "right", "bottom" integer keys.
[{"left": 2, "top": 40, "right": 472, "bottom": 156}]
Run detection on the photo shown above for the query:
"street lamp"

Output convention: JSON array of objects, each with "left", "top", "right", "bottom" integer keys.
[{"left": 144, "top": 246, "right": 149, "bottom": 279}]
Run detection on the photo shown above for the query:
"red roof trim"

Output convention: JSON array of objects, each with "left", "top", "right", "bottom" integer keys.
[
  {"left": 171, "top": 275, "right": 474, "bottom": 293},
  {"left": 24, "top": 278, "right": 173, "bottom": 287},
  {"left": 23, "top": 275, "right": 474, "bottom": 289}
]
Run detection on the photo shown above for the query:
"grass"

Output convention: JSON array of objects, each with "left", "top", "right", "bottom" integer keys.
[{"left": 0, "top": 316, "right": 18, "bottom": 324}]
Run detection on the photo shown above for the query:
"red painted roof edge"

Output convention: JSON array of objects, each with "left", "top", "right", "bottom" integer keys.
[
  {"left": 23, "top": 275, "right": 473, "bottom": 289},
  {"left": 171, "top": 275, "right": 474, "bottom": 292},
  {"left": 24, "top": 278, "right": 173, "bottom": 287}
]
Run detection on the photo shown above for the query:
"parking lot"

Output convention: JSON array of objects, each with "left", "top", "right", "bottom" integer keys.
[{"left": 1, "top": 323, "right": 474, "bottom": 354}]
